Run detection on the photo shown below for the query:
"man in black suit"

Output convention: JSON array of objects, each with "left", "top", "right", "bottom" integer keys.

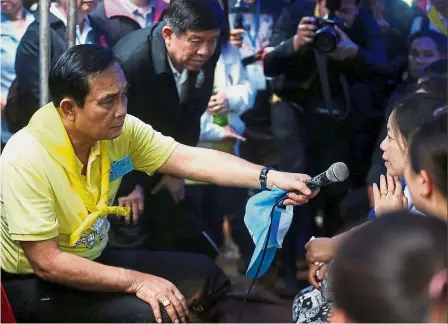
[{"left": 111, "top": 0, "right": 225, "bottom": 254}]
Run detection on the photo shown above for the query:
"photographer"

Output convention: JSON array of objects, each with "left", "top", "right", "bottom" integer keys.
[
  {"left": 263, "top": 0, "right": 388, "bottom": 238},
  {"left": 265, "top": 0, "right": 389, "bottom": 79}
]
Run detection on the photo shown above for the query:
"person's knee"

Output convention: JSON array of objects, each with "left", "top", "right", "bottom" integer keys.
[
  {"left": 98, "top": 294, "right": 160, "bottom": 323},
  {"left": 190, "top": 254, "right": 228, "bottom": 279},
  {"left": 183, "top": 254, "right": 230, "bottom": 295}
]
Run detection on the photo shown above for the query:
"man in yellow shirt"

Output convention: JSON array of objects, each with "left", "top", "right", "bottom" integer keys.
[{"left": 1, "top": 44, "right": 317, "bottom": 323}]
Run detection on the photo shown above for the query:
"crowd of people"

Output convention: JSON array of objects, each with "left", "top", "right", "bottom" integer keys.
[{"left": 0, "top": 0, "right": 447, "bottom": 323}]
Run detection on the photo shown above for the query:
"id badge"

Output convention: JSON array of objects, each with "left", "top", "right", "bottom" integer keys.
[{"left": 110, "top": 155, "right": 134, "bottom": 182}]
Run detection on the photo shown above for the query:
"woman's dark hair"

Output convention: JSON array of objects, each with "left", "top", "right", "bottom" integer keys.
[
  {"left": 423, "top": 58, "right": 448, "bottom": 75},
  {"left": 49, "top": 45, "right": 119, "bottom": 108},
  {"left": 409, "top": 111, "right": 448, "bottom": 197},
  {"left": 409, "top": 30, "right": 448, "bottom": 56},
  {"left": 386, "top": 93, "right": 446, "bottom": 146},
  {"left": 416, "top": 75, "right": 448, "bottom": 99},
  {"left": 165, "top": 0, "right": 225, "bottom": 36},
  {"left": 331, "top": 211, "right": 447, "bottom": 323}
]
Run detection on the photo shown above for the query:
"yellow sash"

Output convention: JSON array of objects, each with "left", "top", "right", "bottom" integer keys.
[
  {"left": 26, "top": 104, "right": 130, "bottom": 246},
  {"left": 428, "top": 6, "right": 448, "bottom": 36}
]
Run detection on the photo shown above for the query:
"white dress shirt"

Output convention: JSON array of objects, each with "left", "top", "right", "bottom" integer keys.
[
  {"left": 167, "top": 55, "right": 189, "bottom": 103},
  {"left": 50, "top": 3, "right": 94, "bottom": 45}
]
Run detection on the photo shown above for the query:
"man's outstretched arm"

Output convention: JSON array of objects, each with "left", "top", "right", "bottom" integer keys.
[{"left": 157, "top": 144, "right": 318, "bottom": 206}]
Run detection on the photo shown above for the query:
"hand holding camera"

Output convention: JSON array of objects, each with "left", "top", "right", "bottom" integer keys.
[
  {"left": 230, "top": 0, "right": 249, "bottom": 49},
  {"left": 293, "top": 17, "right": 317, "bottom": 52},
  {"left": 293, "top": 11, "right": 358, "bottom": 60},
  {"left": 326, "top": 26, "right": 358, "bottom": 61}
]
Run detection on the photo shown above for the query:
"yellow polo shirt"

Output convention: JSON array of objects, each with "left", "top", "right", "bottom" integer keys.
[{"left": 1, "top": 107, "right": 178, "bottom": 274}]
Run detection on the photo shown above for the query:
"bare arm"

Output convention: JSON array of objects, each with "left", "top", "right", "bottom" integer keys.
[
  {"left": 158, "top": 144, "right": 318, "bottom": 206},
  {"left": 334, "top": 221, "right": 372, "bottom": 243},
  {"left": 332, "top": 225, "right": 359, "bottom": 245},
  {"left": 22, "top": 239, "right": 188, "bottom": 323},
  {"left": 306, "top": 223, "right": 369, "bottom": 263},
  {"left": 305, "top": 223, "right": 369, "bottom": 289},
  {"left": 158, "top": 144, "right": 262, "bottom": 189},
  {"left": 22, "top": 239, "right": 136, "bottom": 291}
]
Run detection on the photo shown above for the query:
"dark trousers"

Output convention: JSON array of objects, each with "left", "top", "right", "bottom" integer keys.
[
  {"left": 2, "top": 250, "right": 230, "bottom": 323},
  {"left": 108, "top": 189, "right": 219, "bottom": 259},
  {"left": 185, "top": 185, "right": 253, "bottom": 261},
  {"left": 271, "top": 101, "right": 352, "bottom": 237}
]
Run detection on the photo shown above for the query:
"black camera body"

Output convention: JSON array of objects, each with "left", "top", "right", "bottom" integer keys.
[{"left": 313, "top": 13, "right": 346, "bottom": 53}]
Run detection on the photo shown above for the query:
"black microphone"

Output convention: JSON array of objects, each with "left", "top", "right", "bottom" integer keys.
[
  {"left": 297, "top": 162, "right": 349, "bottom": 194},
  {"left": 241, "top": 53, "right": 259, "bottom": 66}
]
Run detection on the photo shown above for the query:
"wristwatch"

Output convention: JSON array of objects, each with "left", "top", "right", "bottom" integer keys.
[{"left": 259, "top": 167, "right": 274, "bottom": 190}]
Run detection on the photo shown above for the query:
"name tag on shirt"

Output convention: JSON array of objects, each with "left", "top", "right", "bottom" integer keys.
[{"left": 110, "top": 155, "right": 134, "bottom": 182}]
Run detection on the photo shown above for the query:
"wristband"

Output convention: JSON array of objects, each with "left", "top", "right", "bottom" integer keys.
[{"left": 259, "top": 167, "right": 274, "bottom": 190}]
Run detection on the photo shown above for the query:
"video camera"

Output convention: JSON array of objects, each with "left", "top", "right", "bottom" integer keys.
[{"left": 313, "top": 0, "right": 347, "bottom": 53}]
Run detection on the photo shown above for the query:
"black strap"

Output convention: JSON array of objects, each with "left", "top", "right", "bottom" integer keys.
[
  {"left": 314, "top": 50, "right": 351, "bottom": 121},
  {"left": 259, "top": 167, "right": 273, "bottom": 190}
]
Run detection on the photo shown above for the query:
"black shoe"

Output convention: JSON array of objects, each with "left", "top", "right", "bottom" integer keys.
[{"left": 274, "top": 274, "right": 300, "bottom": 299}]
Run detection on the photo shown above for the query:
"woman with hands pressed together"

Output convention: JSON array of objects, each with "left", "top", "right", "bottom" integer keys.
[{"left": 305, "top": 93, "right": 446, "bottom": 290}]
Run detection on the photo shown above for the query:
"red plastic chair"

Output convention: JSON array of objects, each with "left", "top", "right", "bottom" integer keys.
[{"left": 1, "top": 284, "right": 16, "bottom": 323}]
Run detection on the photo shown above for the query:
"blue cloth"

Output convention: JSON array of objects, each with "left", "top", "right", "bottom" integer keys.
[
  {"left": 1, "top": 10, "right": 34, "bottom": 143},
  {"left": 244, "top": 188, "right": 293, "bottom": 279}
]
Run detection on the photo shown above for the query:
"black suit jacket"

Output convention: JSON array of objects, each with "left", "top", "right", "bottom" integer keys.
[
  {"left": 89, "top": 1, "right": 141, "bottom": 48},
  {"left": 114, "top": 22, "right": 219, "bottom": 147},
  {"left": 9, "top": 13, "right": 106, "bottom": 133},
  {"left": 113, "top": 22, "right": 220, "bottom": 192}
]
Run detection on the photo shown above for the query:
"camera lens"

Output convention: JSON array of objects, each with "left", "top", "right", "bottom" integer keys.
[{"left": 314, "top": 26, "right": 338, "bottom": 53}]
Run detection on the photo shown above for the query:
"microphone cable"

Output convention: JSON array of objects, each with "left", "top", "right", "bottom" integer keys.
[{"left": 236, "top": 194, "right": 289, "bottom": 323}]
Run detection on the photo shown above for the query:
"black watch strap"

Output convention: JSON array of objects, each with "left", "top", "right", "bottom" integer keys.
[{"left": 259, "top": 167, "right": 274, "bottom": 190}]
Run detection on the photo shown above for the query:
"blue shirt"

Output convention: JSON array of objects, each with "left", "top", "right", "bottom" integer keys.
[
  {"left": 1, "top": 11, "right": 35, "bottom": 143},
  {"left": 122, "top": 0, "right": 156, "bottom": 28}
]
